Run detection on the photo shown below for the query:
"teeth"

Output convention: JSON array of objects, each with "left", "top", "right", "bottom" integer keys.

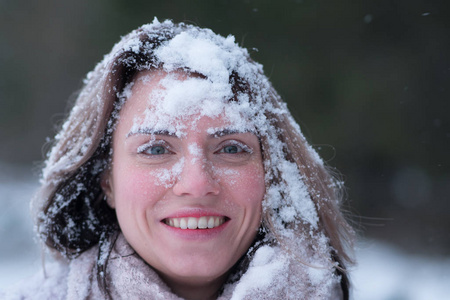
[
  {"left": 198, "top": 216, "right": 207, "bottom": 229},
  {"left": 164, "top": 216, "right": 225, "bottom": 230},
  {"left": 207, "top": 217, "right": 215, "bottom": 229},
  {"left": 180, "top": 218, "right": 188, "bottom": 229},
  {"left": 187, "top": 217, "right": 197, "bottom": 229}
]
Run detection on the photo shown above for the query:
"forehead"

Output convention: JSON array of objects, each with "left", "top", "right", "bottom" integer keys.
[{"left": 118, "top": 70, "right": 253, "bottom": 136}]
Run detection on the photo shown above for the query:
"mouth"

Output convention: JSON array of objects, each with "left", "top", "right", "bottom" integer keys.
[{"left": 163, "top": 216, "right": 228, "bottom": 230}]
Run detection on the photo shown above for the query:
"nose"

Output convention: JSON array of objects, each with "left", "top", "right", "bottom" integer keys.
[{"left": 172, "top": 156, "right": 220, "bottom": 198}]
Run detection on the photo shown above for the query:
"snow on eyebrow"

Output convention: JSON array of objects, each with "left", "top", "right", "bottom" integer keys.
[
  {"left": 126, "top": 128, "right": 178, "bottom": 138},
  {"left": 129, "top": 108, "right": 187, "bottom": 138},
  {"left": 206, "top": 127, "right": 255, "bottom": 137}
]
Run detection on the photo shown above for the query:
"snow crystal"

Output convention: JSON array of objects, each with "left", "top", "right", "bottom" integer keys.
[
  {"left": 153, "top": 157, "right": 184, "bottom": 188},
  {"left": 187, "top": 142, "right": 202, "bottom": 164},
  {"left": 212, "top": 166, "right": 239, "bottom": 186},
  {"left": 120, "top": 81, "right": 135, "bottom": 101},
  {"left": 307, "top": 266, "right": 329, "bottom": 286}
]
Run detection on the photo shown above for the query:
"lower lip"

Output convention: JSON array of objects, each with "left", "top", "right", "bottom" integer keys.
[{"left": 160, "top": 220, "right": 230, "bottom": 240}]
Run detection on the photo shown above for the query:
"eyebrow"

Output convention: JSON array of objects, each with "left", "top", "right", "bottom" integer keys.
[
  {"left": 210, "top": 128, "right": 255, "bottom": 138},
  {"left": 126, "top": 128, "right": 177, "bottom": 138},
  {"left": 126, "top": 127, "right": 256, "bottom": 138}
]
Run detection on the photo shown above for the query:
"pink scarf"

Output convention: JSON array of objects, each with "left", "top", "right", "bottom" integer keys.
[
  {"left": 66, "top": 234, "right": 343, "bottom": 299},
  {"left": 3, "top": 233, "right": 342, "bottom": 299}
]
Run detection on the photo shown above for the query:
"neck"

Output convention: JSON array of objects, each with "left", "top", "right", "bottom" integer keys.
[{"left": 159, "top": 272, "right": 229, "bottom": 300}]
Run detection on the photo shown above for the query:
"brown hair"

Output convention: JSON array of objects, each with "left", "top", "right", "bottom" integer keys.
[{"left": 32, "top": 20, "right": 354, "bottom": 296}]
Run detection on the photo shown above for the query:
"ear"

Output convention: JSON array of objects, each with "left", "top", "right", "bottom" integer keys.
[{"left": 101, "top": 171, "right": 115, "bottom": 209}]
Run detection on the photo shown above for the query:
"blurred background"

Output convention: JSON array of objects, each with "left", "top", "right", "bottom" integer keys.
[{"left": 1, "top": 0, "right": 449, "bottom": 299}]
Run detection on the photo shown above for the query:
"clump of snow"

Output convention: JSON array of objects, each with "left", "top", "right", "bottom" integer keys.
[
  {"left": 150, "top": 76, "right": 229, "bottom": 118},
  {"left": 155, "top": 30, "right": 239, "bottom": 84},
  {"left": 128, "top": 74, "right": 254, "bottom": 139},
  {"left": 307, "top": 266, "right": 329, "bottom": 286},
  {"left": 277, "top": 160, "right": 318, "bottom": 227},
  {"left": 230, "top": 245, "right": 287, "bottom": 299}
]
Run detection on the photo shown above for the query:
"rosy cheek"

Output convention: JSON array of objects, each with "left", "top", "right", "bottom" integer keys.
[
  {"left": 241, "top": 173, "right": 265, "bottom": 203},
  {"left": 115, "top": 166, "right": 163, "bottom": 206},
  {"left": 216, "top": 164, "right": 265, "bottom": 201},
  {"left": 213, "top": 167, "right": 239, "bottom": 185}
]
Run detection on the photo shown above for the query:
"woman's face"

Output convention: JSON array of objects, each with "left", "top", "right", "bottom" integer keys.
[{"left": 104, "top": 71, "right": 265, "bottom": 288}]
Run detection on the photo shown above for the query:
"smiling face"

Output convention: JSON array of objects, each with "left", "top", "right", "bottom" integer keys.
[{"left": 103, "top": 70, "right": 265, "bottom": 293}]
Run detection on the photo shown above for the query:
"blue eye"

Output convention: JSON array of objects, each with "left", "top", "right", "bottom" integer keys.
[
  {"left": 138, "top": 143, "right": 171, "bottom": 156},
  {"left": 219, "top": 142, "right": 252, "bottom": 155},
  {"left": 147, "top": 145, "right": 168, "bottom": 155},
  {"left": 222, "top": 145, "right": 239, "bottom": 154}
]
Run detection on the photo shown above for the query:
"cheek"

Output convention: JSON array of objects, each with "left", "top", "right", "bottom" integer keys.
[
  {"left": 218, "top": 164, "right": 265, "bottom": 205},
  {"left": 113, "top": 165, "right": 167, "bottom": 209}
]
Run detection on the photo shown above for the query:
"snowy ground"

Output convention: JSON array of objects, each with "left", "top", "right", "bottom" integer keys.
[
  {"left": 1, "top": 163, "right": 449, "bottom": 299},
  {"left": 352, "top": 240, "right": 450, "bottom": 300}
]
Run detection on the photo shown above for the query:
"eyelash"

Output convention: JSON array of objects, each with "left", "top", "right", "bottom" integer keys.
[
  {"left": 217, "top": 140, "right": 253, "bottom": 155},
  {"left": 137, "top": 141, "right": 172, "bottom": 156},
  {"left": 136, "top": 140, "right": 253, "bottom": 156}
]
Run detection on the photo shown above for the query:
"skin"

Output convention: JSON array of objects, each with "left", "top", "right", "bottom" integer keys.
[{"left": 103, "top": 70, "right": 265, "bottom": 300}]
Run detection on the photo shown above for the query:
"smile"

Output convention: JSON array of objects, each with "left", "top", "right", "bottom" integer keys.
[{"left": 163, "top": 216, "right": 226, "bottom": 229}]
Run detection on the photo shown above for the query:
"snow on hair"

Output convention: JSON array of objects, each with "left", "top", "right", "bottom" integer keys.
[{"left": 32, "top": 19, "right": 354, "bottom": 280}]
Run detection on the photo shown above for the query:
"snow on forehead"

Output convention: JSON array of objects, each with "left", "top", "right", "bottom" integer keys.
[
  {"left": 154, "top": 74, "right": 232, "bottom": 117},
  {"left": 129, "top": 73, "right": 254, "bottom": 136},
  {"left": 126, "top": 28, "right": 259, "bottom": 135},
  {"left": 154, "top": 30, "right": 242, "bottom": 82}
]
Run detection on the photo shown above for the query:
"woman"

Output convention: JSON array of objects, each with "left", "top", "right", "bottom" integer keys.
[{"left": 5, "top": 19, "right": 354, "bottom": 299}]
